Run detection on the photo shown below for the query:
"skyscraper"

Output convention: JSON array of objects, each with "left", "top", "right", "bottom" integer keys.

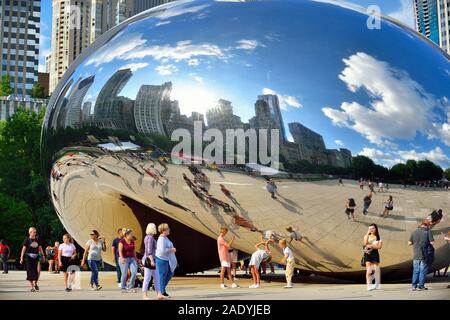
[
  {"left": 414, "top": 0, "right": 440, "bottom": 46},
  {"left": 134, "top": 82, "right": 172, "bottom": 136},
  {"left": 437, "top": 0, "right": 450, "bottom": 54},
  {"left": 206, "top": 99, "right": 244, "bottom": 134},
  {"left": 257, "top": 94, "right": 287, "bottom": 141},
  {"left": 50, "top": 0, "right": 91, "bottom": 94},
  {"left": 0, "top": 0, "right": 41, "bottom": 96}
]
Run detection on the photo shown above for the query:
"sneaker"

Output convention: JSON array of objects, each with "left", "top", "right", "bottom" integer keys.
[
  {"left": 30, "top": 288, "right": 36, "bottom": 292},
  {"left": 128, "top": 289, "right": 137, "bottom": 293},
  {"left": 96, "top": 285, "right": 102, "bottom": 291},
  {"left": 65, "top": 287, "right": 71, "bottom": 292},
  {"left": 284, "top": 284, "right": 293, "bottom": 288},
  {"left": 220, "top": 283, "right": 228, "bottom": 289},
  {"left": 121, "top": 289, "right": 128, "bottom": 293},
  {"left": 34, "top": 285, "right": 39, "bottom": 291},
  {"left": 411, "top": 287, "right": 417, "bottom": 291},
  {"left": 248, "top": 284, "right": 256, "bottom": 288},
  {"left": 231, "top": 283, "right": 239, "bottom": 288},
  {"left": 118, "top": 283, "right": 122, "bottom": 288},
  {"left": 418, "top": 287, "right": 428, "bottom": 291},
  {"left": 90, "top": 284, "right": 96, "bottom": 291},
  {"left": 251, "top": 284, "right": 260, "bottom": 289},
  {"left": 162, "top": 292, "right": 170, "bottom": 298}
]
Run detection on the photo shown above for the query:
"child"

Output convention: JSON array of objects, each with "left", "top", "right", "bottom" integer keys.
[
  {"left": 248, "top": 240, "right": 272, "bottom": 289},
  {"left": 279, "top": 239, "right": 294, "bottom": 288},
  {"left": 286, "top": 226, "right": 305, "bottom": 244}
]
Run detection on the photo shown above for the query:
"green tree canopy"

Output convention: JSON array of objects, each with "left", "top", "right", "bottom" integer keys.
[
  {"left": 0, "top": 108, "right": 65, "bottom": 257},
  {"left": 0, "top": 74, "right": 13, "bottom": 96},
  {"left": 30, "top": 82, "right": 46, "bottom": 99}
]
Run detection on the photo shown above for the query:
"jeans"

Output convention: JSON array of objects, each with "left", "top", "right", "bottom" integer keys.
[
  {"left": 88, "top": 259, "right": 101, "bottom": 287},
  {"left": 115, "top": 258, "right": 121, "bottom": 283},
  {"left": 156, "top": 257, "right": 173, "bottom": 294},
  {"left": 120, "top": 257, "right": 137, "bottom": 290},
  {"left": 412, "top": 259, "right": 429, "bottom": 288},
  {"left": 0, "top": 254, "right": 8, "bottom": 273},
  {"left": 363, "top": 203, "right": 370, "bottom": 214}
]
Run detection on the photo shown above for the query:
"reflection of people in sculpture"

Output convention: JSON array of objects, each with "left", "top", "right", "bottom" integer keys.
[
  {"left": 232, "top": 214, "right": 259, "bottom": 232},
  {"left": 141, "top": 166, "right": 167, "bottom": 185},
  {"left": 425, "top": 209, "right": 443, "bottom": 226},
  {"left": 286, "top": 226, "right": 306, "bottom": 243},
  {"left": 220, "top": 184, "right": 240, "bottom": 206},
  {"left": 158, "top": 196, "right": 195, "bottom": 214}
]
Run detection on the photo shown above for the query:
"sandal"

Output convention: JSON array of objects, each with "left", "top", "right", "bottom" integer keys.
[{"left": 30, "top": 288, "right": 36, "bottom": 292}]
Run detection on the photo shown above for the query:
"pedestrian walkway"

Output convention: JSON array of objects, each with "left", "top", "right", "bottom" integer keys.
[{"left": 0, "top": 271, "right": 448, "bottom": 300}]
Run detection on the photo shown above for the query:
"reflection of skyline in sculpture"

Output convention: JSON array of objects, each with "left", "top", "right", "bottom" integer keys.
[
  {"left": 41, "top": 0, "right": 450, "bottom": 280},
  {"left": 64, "top": 76, "right": 96, "bottom": 128},
  {"left": 94, "top": 68, "right": 133, "bottom": 123},
  {"left": 134, "top": 82, "right": 172, "bottom": 136}
]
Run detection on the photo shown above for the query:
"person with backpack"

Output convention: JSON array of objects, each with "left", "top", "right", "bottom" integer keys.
[
  {"left": 45, "top": 243, "right": 56, "bottom": 273},
  {"left": 408, "top": 220, "right": 435, "bottom": 291},
  {"left": 381, "top": 195, "right": 394, "bottom": 218},
  {"left": 345, "top": 198, "right": 356, "bottom": 221},
  {"left": 362, "top": 193, "right": 373, "bottom": 215},
  {"left": 0, "top": 240, "right": 10, "bottom": 274}
]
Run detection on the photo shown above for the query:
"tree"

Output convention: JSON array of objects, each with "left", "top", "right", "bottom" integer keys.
[
  {"left": 0, "top": 108, "right": 65, "bottom": 256},
  {"left": 351, "top": 155, "right": 375, "bottom": 179},
  {"left": 0, "top": 193, "right": 33, "bottom": 257},
  {"left": 0, "top": 74, "right": 13, "bottom": 96},
  {"left": 445, "top": 168, "right": 450, "bottom": 180},
  {"left": 30, "top": 82, "right": 46, "bottom": 99},
  {"left": 389, "top": 163, "right": 408, "bottom": 181}
]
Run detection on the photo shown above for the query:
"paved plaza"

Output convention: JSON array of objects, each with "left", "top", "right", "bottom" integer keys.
[{"left": 0, "top": 271, "right": 448, "bottom": 300}]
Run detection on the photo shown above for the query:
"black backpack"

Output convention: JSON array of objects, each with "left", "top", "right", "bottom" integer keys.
[{"left": 421, "top": 229, "right": 435, "bottom": 265}]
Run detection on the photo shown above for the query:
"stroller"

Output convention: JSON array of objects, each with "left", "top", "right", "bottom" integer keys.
[{"left": 134, "top": 253, "right": 154, "bottom": 291}]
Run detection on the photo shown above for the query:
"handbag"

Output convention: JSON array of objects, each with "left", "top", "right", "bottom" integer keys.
[
  {"left": 144, "top": 257, "right": 156, "bottom": 270},
  {"left": 363, "top": 245, "right": 373, "bottom": 255},
  {"left": 360, "top": 256, "right": 366, "bottom": 267}
]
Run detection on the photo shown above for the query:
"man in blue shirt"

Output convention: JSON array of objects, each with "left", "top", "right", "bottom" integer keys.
[{"left": 111, "top": 228, "right": 124, "bottom": 287}]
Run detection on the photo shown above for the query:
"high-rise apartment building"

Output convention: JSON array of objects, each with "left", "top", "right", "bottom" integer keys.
[
  {"left": 133, "top": 0, "right": 175, "bottom": 15},
  {"left": 437, "top": 0, "right": 450, "bottom": 54},
  {"left": 414, "top": 0, "right": 450, "bottom": 54},
  {"left": 0, "top": 0, "right": 41, "bottom": 96},
  {"left": 50, "top": 0, "right": 91, "bottom": 94}
]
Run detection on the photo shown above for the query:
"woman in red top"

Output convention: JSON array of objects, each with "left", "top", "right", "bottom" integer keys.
[{"left": 118, "top": 229, "right": 138, "bottom": 293}]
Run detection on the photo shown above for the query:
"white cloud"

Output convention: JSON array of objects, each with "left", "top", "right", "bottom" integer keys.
[
  {"left": 388, "top": 0, "right": 415, "bottom": 28},
  {"left": 155, "top": 21, "right": 171, "bottom": 27},
  {"left": 38, "top": 32, "right": 51, "bottom": 72},
  {"left": 236, "top": 39, "right": 265, "bottom": 50},
  {"left": 359, "top": 146, "right": 450, "bottom": 168},
  {"left": 119, "top": 62, "right": 149, "bottom": 72},
  {"left": 334, "top": 140, "right": 345, "bottom": 146},
  {"left": 322, "top": 52, "right": 438, "bottom": 146},
  {"left": 155, "top": 64, "right": 177, "bottom": 75},
  {"left": 262, "top": 88, "right": 303, "bottom": 110},
  {"left": 397, "top": 147, "right": 450, "bottom": 165}
]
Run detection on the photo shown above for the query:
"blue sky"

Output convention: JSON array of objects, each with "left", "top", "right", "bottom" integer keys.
[
  {"left": 41, "top": 0, "right": 450, "bottom": 169},
  {"left": 38, "top": 0, "right": 415, "bottom": 72}
]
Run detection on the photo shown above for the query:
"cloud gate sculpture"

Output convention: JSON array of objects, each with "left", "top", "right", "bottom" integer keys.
[{"left": 41, "top": 0, "right": 450, "bottom": 279}]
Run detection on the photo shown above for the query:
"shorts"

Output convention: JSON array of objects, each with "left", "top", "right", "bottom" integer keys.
[
  {"left": 221, "top": 261, "right": 230, "bottom": 268},
  {"left": 385, "top": 206, "right": 393, "bottom": 211},
  {"left": 60, "top": 256, "right": 76, "bottom": 272}
]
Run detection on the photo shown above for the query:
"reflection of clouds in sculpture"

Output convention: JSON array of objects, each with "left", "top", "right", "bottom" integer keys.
[
  {"left": 155, "top": 3, "right": 210, "bottom": 20},
  {"left": 85, "top": 33, "right": 147, "bottom": 67},
  {"left": 262, "top": 88, "right": 302, "bottom": 110},
  {"left": 236, "top": 39, "right": 265, "bottom": 50},
  {"left": 322, "top": 52, "right": 441, "bottom": 146},
  {"left": 120, "top": 62, "right": 149, "bottom": 72},
  {"left": 156, "top": 64, "right": 178, "bottom": 76},
  {"left": 335, "top": 140, "right": 345, "bottom": 146}
]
